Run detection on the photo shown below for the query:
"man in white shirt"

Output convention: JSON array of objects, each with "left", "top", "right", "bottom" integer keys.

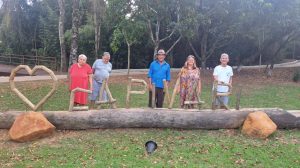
[{"left": 213, "top": 53, "right": 233, "bottom": 108}]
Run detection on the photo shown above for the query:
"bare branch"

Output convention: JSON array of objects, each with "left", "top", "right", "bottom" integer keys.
[
  {"left": 160, "top": 27, "right": 176, "bottom": 43},
  {"left": 166, "top": 35, "right": 182, "bottom": 55},
  {"left": 188, "top": 39, "right": 201, "bottom": 61},
  {"left": 147, "top": 19, "right": 155, "bottom": 43},
  {"left": 155, "top": 20, "right": 160, "bottom": 42}
]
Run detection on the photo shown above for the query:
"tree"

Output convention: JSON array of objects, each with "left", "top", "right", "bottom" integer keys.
[
  {"left": 181, "top": 0, "right": 237, "bottom": 68},
  {"left": 137, "top": 0, "right": 182, "bottom": 60},
  {"left": 109, "top": 0, "right": 145, "bottom": 76},
  {"left": 92, "top": 0, "right": 105, "bottom": 59},
  {"left": 0, "top": 0, "right": 33, "bottom": 54},
  {"left": 233, "top": 0, "right": 300, "bottom": 67},
  {"left": 69, "top": 0, "right": 80, "bottom": 66},
  {"left": 58, "top": 0, "right": 67, "bottom": 72}
]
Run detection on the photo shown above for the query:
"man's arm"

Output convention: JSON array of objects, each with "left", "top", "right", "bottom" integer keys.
[
  {"left": 213, "top": 75, "right": 218, "bottom": 81},
  {"left": 165, "top": 65, "right": 171, "bottom": 87},
  {"left": 213, "top": 66, "right": 218, "bottom": 82},
  {"left": 229, "top": 76, "right": 233, "bottom": 87}
]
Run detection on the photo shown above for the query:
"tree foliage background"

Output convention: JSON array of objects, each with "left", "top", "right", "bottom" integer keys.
[{"left": 0, "top": 0, "right": 299, "bottom": 71}]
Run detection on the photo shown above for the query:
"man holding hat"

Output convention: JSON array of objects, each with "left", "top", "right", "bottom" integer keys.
[{"left": 148, "top": 49, "right": 171, "bottom": 108}]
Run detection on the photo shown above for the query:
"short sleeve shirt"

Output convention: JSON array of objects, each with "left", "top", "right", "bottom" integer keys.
[
  {"left": 213, "top": 65, "right": 233, "bottom": 92},
  {"left": 92, "top": 59, "right": 112, "bottom": 83}
]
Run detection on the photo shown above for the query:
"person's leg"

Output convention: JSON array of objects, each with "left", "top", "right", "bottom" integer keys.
[
  {"left": 148, "top": 91, "right": 152, "bottom": 107},
  {"left": 156, "top": 88, "right": 164, "bottom": 108},
  {"left": 222, "top": 96, "right": 229, "bottom": 105},
  {"left": 220, "top": 96, "right": 229, "bottom": 109},
  {"left": 214, "top": 96, "right": 221, "bottom": 109}
]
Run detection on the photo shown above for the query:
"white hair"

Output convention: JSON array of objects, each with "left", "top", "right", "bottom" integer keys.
[
  {"left": 103, "top": 52, "right": 110, "bottom": 57},
  {"left": 78, "top": 54, "right": 87, "bottom": 60},
  {"left": 220, "top": 53, "right": 229, "bottom": 59}
]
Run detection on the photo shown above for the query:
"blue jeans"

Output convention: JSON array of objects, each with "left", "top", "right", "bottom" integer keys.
[
  {"left": 215, "top": 95, "right": 229, "bottom": 106},
  {"left": 90, "top": 80, "right": 107, "bottom": 101}
]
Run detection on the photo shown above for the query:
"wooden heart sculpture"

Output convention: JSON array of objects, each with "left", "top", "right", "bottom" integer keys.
[{"left": 9, "top": 65, "right": 58, "bottom": 111}]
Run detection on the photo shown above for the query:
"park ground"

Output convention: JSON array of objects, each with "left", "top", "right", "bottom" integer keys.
[{"left": 0, "top": 67, "right": 300, "bottom": 167}]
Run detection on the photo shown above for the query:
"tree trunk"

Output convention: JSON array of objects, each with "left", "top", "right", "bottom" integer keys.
[
  {"left": 69, "top": 0, "right": 80, "bottom": 66},
  {"left": 93, "top": 0, "right": 103, "bottom": 59},
  {"left": 201, "top": 61, "right": 206, "bottom": 69},
  {"left": 58, "top": 0, "right": 67, "bottom": 72},
  {"left": 200, "top": 32, "right": 208, "bottom": 69},
  {"left": 148, "top": 11, "right": 181, "bottom": 60},
  {"left": 153, "top": 42, "right": 159, "bottom": 60},
  {"left": 1, "top": 108, "right": 299, "bottom": 129}
]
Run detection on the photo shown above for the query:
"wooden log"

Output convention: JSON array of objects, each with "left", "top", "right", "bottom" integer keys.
[
  {"left": 9, "top": 65, "right": 58, "bottom": 111},
  {"left": 184, "top": 101, "right": 205, "bottom": 105},
  {"left": 126, "top": 78, "right": 147, "bottom": 108},
  {"left": 235, "top": 86, "right": 242, "bottom": 110},
  {"left": 126, "top": 78, "right": 132, "bottom": 108},
  {"left": 168, "top": 77, "right": 180, "bottom": 109},
  {"left": 105, "top": 82, "right": 117, "bottom": 109},
  {"left": 68, "top": 87, "right": 92, "bottom": 111},
  {"left": 96, "top": 99, "right": 116, "bottom": 104},
  {"left": 211, "top": 81, "right": 232, "bottom": 109},
  {"left": 163, "top": 80, "right": 171, "bottom": 105},
  {"left": 151, "top": 83, "right": 156, "bottom": 108},
  {"left": 72, "top": 106, "right": 89, "bottom": 111},
  {"left": 1, "top": 108, "right": 299, "bottom": 130}
]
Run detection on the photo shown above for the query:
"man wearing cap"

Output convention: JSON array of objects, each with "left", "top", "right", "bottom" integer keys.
[
  {"left": 90, "top": 52, "right": 112, "bottom": 108},
  {"left": 148, "top": 49, "right": 171, "bottom": 108}
]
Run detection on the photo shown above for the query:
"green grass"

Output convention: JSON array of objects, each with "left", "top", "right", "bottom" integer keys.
[
  {"left": 0, "top": 81, "right": 300, "bottom": 167},
  {"left": 0, "top": 129, "right": 299, "bottom": 167},
  {"left": 1, "top": 81, "right": 300, "bottom": 111},
  {"left": 240, "top": 84, "right": 300, "bottom": 109}
]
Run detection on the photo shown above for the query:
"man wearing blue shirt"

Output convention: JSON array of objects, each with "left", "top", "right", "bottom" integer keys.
[{"left": 148, "top": 49, "right": 171, "bottom": 108}]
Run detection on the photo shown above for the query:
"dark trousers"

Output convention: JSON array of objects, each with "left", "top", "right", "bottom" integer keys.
[{"left": 148, "top": 88, "right": 165, "bottom": 108}]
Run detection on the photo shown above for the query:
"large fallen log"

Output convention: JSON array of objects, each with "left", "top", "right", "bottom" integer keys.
[{"left": 0, "top": 108, "right": 299, "bottom": 130}]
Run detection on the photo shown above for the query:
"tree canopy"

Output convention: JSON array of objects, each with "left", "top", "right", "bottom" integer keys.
[{"left": 0, "top": 0, "right": 299, "bottom": 70}]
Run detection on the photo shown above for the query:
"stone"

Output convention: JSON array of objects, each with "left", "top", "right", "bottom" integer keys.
[
  {"left": 9, "top": 112, "right": 55, "bottom": 142},
  {"left": 242, "top": 111, "right": 277, "bottom": 139}
]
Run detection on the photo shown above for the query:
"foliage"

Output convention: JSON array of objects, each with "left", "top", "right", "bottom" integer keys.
[
  {"left": 0, "top": 0, "right": 300, "bottom": 69},
  {"left": 292, "top": 70, "right": 300, "bottom": 82}
]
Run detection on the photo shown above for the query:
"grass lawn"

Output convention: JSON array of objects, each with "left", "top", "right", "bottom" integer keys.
[
  {"left": 0, "top": 129, "right": 299, "bottom": 167},
  {"left": 1, "top": 79, "right": 300, "bottom": 111},
  {"left": 0, "top": 71, "right": 300, "bottom": 167}
]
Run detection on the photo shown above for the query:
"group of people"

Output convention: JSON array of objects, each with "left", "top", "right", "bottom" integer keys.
[
  {"left": 148, "top": 49, "right": 233, "bottom": 108},
  {"left": 69, "top": 49, "right": 233, "bottom": 109},
  {"left": 69, "top": 52, "right": 112, "bottom": 108}
]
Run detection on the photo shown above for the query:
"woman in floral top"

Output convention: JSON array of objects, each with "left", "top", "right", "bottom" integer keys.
[{"left": 178, "top": 55, "right": 201, "bottom": 108}]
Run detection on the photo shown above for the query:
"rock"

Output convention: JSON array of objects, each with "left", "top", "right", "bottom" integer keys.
[
  {"left": 9, "top": 112, "right": 55, "bottom": 142},
  {"left": 242, "top": 111, "right": 277, "bottom": 139}
]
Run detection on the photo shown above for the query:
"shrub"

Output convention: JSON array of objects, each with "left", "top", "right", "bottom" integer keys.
[{"left": 292, "top": 70, "right": 300, "bottom": 82}]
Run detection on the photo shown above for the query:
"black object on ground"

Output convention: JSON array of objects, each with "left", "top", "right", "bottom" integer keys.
[{"left": 145, "top": 140, "right": 157, "bottom": 154}]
